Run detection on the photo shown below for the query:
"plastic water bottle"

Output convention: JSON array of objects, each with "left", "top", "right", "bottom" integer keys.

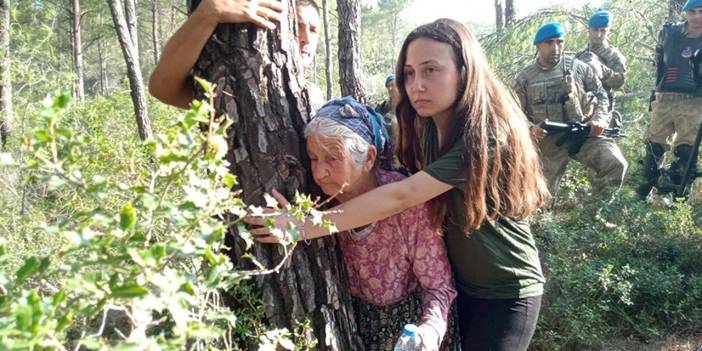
[{"left": 393, "top": 323, "right": 421, "bottom": 351}]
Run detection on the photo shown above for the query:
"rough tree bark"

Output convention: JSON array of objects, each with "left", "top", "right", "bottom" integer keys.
[
  {"left": 322, "top": 0, "right": 333, "bottom": 100},
  {"left": 668, "top": 0, "right": 686, "bottom": 21},
  {"left": 124, "top": 0, "right": 139, "bottom": 56},
  {"left": 108, "top": 0, "right": 153, "bottom": 140},
  {"left": 151, "top": 0, "right": 160, "bottom": 65},
  {"left": 337, "top": 0, "right": 367, "bottom": 101},
  {"left": 495, "top": 0, "right": 504, "bottom": 34},
  {"left": 70, "top": 0, "right": 85, "bottom": 102},
  {"left": 0, "top": 0, "right": 11, "bottom": 149},
  {"left": 505, "top": 0, "right": 515, "bottom": 28},
  {"left": 191, "top": 0, "right": 362, "bottom": 350}
]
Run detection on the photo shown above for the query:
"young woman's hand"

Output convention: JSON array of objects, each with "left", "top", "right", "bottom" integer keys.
[
  {"left": 197, "top": 0, "right": 285, "bottom": 30},
  {"left": 244, "top": 189, "right": 299, "bottom": 244},
  {"left": 417, "top": 324, "right": 440, "bottom": 351}
]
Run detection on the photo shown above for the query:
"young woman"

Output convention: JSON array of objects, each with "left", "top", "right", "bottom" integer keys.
[
  {"left": 248, "top": 19, "right": 550, "bottom": 351},
  {"left": 303, "top": 97, "right": 458, "bottom": 351}
]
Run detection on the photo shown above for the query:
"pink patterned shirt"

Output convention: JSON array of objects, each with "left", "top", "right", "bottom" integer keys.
[{"left": 337, "top": 169, "right": 457, "bottom": 340}]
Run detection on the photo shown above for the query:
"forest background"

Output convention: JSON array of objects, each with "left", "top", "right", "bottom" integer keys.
[{"left": 0, "top": 0, "right": 701, "bottom": 350}]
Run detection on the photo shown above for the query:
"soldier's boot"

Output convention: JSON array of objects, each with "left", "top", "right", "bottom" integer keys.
[
  {"left": 659, "top": 144, "right": 697, "bottom": 194},
  {"left": 636, "top": 142, "right": 665, "bottom": 200}
]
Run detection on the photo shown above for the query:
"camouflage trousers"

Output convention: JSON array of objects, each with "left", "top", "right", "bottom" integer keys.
[
  {"left": 645, "top": 93, "right": 702, "bottom": 148},
  {"left": 538, "top": 134, "right": 628, "bottom": 197}
]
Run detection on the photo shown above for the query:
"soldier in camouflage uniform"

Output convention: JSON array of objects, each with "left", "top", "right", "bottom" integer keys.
[
  {"left": 576, "top": 11, "right": 627, "bottom": 125},
  {"left": 513, "top": 22, "right": 628, "bottom": 199},
  {"left": 636, "top": 0, "right": 702, "bottom": 199}
]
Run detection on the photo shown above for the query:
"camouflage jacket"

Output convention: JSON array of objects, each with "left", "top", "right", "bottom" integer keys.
[
  {"left": 513, "top": 56, "right": 610, "bottom": 127},
  {"left": 576, "top": 43, "right": 627, "bottom": 92}
]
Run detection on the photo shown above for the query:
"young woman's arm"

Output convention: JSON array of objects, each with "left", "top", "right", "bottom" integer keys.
[
  {"left": 149, "top": 0, "right": 283, "bottom": 108},
  {"left": 249, "top": 171, "right": 453, "bottom": 242}
]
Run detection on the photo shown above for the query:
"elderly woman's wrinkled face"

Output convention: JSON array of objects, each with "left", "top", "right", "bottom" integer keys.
[{"left": 307, "top": 135, "right": 366, "bottom": 199}]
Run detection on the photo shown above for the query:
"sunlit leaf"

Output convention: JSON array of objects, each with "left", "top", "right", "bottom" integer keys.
[{"left": 120, "top": 203, "right": 136, "bottom": 230}]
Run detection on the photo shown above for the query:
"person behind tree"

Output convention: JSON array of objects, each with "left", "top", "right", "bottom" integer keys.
[
  {"left": 575, "top": 10, "right": 628, "bottom": 126},
  {"left": 512, "top": 22, "right": 627, "bottom": 200},
  {"left": 636, "top": 0, "right": 702, "bottom": 199},
  {"left": 249, "top": 18, "right": 550, "bottom": 351},
  {"left": 148, "top": 0, "right": 324, "bottom": 111},
  {"left": 304, "top": 97, "right": 459, "bottom": 351},
  {"left": 376, "top": 74, "right": 401, "bottom": 157}
]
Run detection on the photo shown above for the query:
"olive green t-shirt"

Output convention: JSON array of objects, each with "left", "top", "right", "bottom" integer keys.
[{"left": 422, "top": 122, "right": 545, "bottom": 299}]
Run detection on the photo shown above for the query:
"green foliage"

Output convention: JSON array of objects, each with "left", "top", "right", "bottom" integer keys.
[
  {"left": 0, "top": 89, "right": 315, "bottom": 349},
  {"left": 531, "top": 187, "right": 702, "bottom": 349}
]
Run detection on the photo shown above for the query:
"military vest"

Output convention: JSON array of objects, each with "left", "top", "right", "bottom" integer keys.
[
  {"left": 522, "top": 55, "right": 586, "bottom": 125},
  {"left": 658, "top": 22, "right": 702, "bottom": 96}
]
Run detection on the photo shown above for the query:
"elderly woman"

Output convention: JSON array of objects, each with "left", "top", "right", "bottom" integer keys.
[{"left": 303, "top": 97, "right": 458, "bottom": 351}]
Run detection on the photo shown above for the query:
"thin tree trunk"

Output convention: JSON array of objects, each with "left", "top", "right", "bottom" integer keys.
[
  {"left": 67, "top": 11, "right": 75, "bottom": 95},
  {"left": 505, "top": 0, "right": 515, "bottom": 27},
  {"left": 169, "top": 0, "right": 176, "bottom": 33},
  {"left": 322, "top": 0, "right": 332, "bottom": 100},
  {"left": 389, "top": 8, "right": 398, "bottom": 72},
  {"left": 98, "top": 14, "right": 109, "bottom": 95},
  {"left": 0, "top": 0, "right": 11, "bottom": 149},
  {"left": 108, "top": 0, "right": 153, "bottom": 140},
  {"left": 191, "top": 0, "right": 361, "bottom": 349},
  {"left": 668, "top": 0, "right": 686, "bottom": 21},
  {"left": 124, "top": 0, "right": 139, "bottom": 58},
  {"left": 71, "top": 0, "right": 85, "bottom": 102},
  {"left": 336, "top": 0, "right": 367, "bottom": 102},
  {"left": 98, "top": 39, "right": 108, "bottom": 95},
  {"left": 151, "top": 0, "right": 160, "bottom": 65},
  {"left": 495, "top": 0, "right": 504, "bottom": 35}
]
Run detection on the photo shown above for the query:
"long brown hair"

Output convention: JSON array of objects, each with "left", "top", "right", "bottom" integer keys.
[{"left": 396, "top": 18, "right": 549, "bottom": 232}]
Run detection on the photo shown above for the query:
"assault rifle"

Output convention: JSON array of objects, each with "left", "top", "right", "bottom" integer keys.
[{"left": 541, "top": 120, "right": 624, "bottom": 156}]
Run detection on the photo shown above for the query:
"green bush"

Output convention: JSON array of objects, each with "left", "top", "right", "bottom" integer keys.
[
  {"left": 532, "top": 194, "right": 702, "bottom": 350},
  {"left": 0, "top": 87, "right": 316, "bottom": 350}
]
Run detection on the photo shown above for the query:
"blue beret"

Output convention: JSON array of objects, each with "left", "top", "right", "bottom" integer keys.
[
  {"left": 385, "top": 74, "right": 396, "bottom": 86},
  {"left": 534, "top": 22, "right": 566, "bottom": 45},
  {"left": 683, "top": 0, "right": 702, "bottom": 11},
  {"left": 589, "top": 11, "right": 612, "bottom": 28}
]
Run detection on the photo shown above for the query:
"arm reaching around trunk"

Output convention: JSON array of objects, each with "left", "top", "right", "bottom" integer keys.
[
  {"left": 248, "top": 171, "right": 454, "bottom": 242},
  {"left": 149, "top": 0, "right": 284, "bottom": 108}
]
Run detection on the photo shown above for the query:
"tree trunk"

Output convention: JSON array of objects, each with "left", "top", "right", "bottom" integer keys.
[
  {"left": 494, "top": 0, "right": 504, "bottom": 35},
  {"left": 124, "top": 0, "right": 139, "bottom": 59},
  {"left": 98, "top": 36, "right": 108, "bottom": 95},
  {"left": 505, "top": 0, "right": 515, "bottom": 27},
  {"left": 322, "top": 0, "right": 333, "bottom": 100},
  {"left": 151, "top": 0, "right": 160, "bottom": 65},
  {"left": 108, "top": 0, "right": 153, "bottom": 140},
  {"left": 336, "top": 0, "right": 366, "bottom": 102},
  {"left": 98, "top": 14, "right": 109, "bottom": 95},
  {"left": 0, "top": 0, "right": 11, "bottom": 149},
  {"left": 191, "top": 1, "right": 362, "bottom": 349},
  {"left": 169, "top": 0, "right": 176, "bottom": 33},
  {"left": 668, "top": 0, "right": 686, "bottom": 21},
  {"left": 71, "top": 0, "right": 85, "bottom": 102},
  {"left": 389, "top": 5, "right": 399, "bottom": 73}
]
